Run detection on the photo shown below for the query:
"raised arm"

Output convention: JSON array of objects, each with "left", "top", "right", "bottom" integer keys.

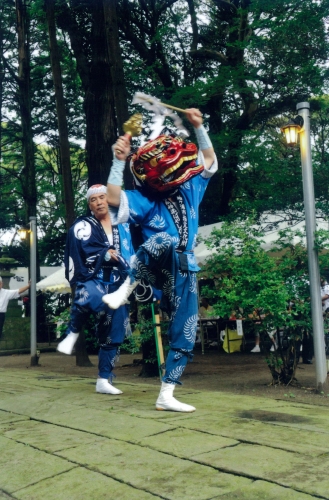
[
  {"left": 107, "top": 107, "right": 215, "bottom": 206},
  {"left": 107, "top": 136, "right": 131, "bottom": 207},
  {"left": 185, "top": 108, "right": 216, "bottom": 170},
  {"left": 18, "top": 281, "right": 30, "bottom": 294}
]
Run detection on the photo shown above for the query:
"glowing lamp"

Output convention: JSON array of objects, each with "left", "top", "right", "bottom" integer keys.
[
  {"left": 18, "top": 227, "right": 30, "bottom": 239},
  {"left": 280, "top": 116, "right": 304, "bottom": 146}
]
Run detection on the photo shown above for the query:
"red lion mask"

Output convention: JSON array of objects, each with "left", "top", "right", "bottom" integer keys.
[{"left": 131, "top": 134, "right": 203, "bottom": 192}]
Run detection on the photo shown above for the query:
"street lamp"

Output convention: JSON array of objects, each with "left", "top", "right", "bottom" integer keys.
[
  {"left": 18, "top": 216, "right": 38, "bottom": 366},
  {"left": 281, "top": 102, "right": 327, "bottom": 391},
  {"left": 280, "top": 115, "right": 304, "bottom": 146}
]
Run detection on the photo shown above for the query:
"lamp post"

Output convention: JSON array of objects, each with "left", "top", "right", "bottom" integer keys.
[
  {"left": 18, "top": 217, "right": 38, "bottom": 366},
  {"left": 29, "top": 216, "right": 38, "bottom": 366},
  {"left": 282, "top": 102, "right": 327, "bottom": 390}
]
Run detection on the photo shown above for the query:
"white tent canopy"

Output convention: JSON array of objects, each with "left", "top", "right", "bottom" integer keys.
[
  {"left": 194, "top": 223, "right": 221, "bottom": 265},
  {"left": 194, "top": 219, "right": 329, "bottom": 266},
  {"left": 194, "top": 222, "right": 278, "bottom": 265},
  {"left": 36, "top": 268, "right": 71, "bottom": 294}
]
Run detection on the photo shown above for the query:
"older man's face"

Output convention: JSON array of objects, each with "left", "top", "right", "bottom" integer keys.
[{"left": 88, "top": 193, "right": 109, "bottom": 219}]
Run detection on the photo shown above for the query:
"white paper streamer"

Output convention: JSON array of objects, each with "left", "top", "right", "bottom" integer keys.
[{"left": 132, "top": 92, "right": 189, "bottom": 139}]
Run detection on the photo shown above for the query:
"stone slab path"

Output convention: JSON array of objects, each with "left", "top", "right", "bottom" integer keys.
[{"left": 0, "top": 368, "right": 328, "bottom": 499}]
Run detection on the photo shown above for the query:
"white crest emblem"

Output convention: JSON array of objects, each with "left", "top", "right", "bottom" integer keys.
[
  {"left": 68, "top": 256, "right": 74, "bottom": 282},
  {"left": 74, "top": 220, "right": 92, "bottom": 240}
]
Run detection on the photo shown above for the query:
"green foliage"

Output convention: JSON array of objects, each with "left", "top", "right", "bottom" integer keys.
[
  {"left": 0, "top": 124, "right": 88, "bottom": 264},
  {"left": 199, "top": 218, "right": 329, "bottom": 384},
  {"left": 123, "top": 304, "right": 155, "bottom": 356},
  {"left": 1, "top": 0, "right": 87, "bottom": 263},
  {"left": 123, "top": 303, "right": 161, "bottom": 376},
  {"left": 117, "top": 0, "right": 329, "bottom": 219},
  {"left": 200, "top": 219, "right": 290, "bottom": 326}
]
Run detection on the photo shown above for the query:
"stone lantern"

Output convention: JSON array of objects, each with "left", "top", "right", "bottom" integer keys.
[{"left": 0, "top": 247, "right": 19, "bottom": 288}]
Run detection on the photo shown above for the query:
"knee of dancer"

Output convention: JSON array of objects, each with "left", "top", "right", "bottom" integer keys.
[
  {"left": 98, "top": 342, "right": 121, "bottom": 351},
  {"left": 169, "top": 347, "right": 194, "bottom": 362}
]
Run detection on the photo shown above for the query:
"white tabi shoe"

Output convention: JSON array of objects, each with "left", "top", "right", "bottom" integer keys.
[
  {"left": 155, "top": 382, "right": 196, "bottom": 412},
  {"left": 96, "top": 378, "right": 123, "bottom": 395},
  {"left": 57, "top": 332, "right": 79, "bottom": 355},
  {"left": 102, "top": 276, "right": 139, "bottom": 310},
  {"left": 250, "top": 345, "right": 260, "bottom": 353}
]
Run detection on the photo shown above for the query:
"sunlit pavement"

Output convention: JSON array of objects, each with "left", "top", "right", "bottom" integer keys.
[{"left": 0, "top": 367, "right": 329, "bottom": 499}]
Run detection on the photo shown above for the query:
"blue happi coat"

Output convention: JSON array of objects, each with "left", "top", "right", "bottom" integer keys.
[
  {"left": 110, "top": 153, "right": 217, "bottom": 269},
  {"left": 109, "top": 152, "right": 218, "bottom": 384},
  {"left": 64, "top": 215, "right": 133, "bottom": 286},
  {"left": 63, "top": 214, "right": 135, "bottom": 380}
]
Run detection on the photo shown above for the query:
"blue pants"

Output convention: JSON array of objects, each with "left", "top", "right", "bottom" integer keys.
[
  {"left": 67, "top": 277, "right": 130, "bottom": 379},
  {"left": 132, "top": 232, "right": 198, "bottom": 384}
]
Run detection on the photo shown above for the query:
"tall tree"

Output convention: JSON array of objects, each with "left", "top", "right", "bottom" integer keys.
[
  {"left": 103, "top": 0, "right": 132, "bottom": 188},
  {"left": 56, "top": 0, "right": 122, "bottom": 186},
  {"left": 0, "top": 1, "right": 4, "bottom": 165},
  {"left": 15, "top": 0, "right": 37, "bottom": 222},
  {"left": 44, "top": 0, "right": 75, "bottom": 229}
]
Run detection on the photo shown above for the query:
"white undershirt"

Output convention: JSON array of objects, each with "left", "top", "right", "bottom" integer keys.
[
  {"left": 0, "top": 289, "right": 20, "bottom": 313},
  {"left": 107, "top": 233, "right": 113, "bottom": 246}
]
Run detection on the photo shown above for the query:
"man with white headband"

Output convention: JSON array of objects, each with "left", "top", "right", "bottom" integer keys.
[
  {"left": 57, "top": 184, "right": 135, "bottom": 395},
  {"left": 104, "top": 108, "right": 217, "bottom": 412},
  {"left": 0, "top": 276, "right": 30, "bottom": 339}
]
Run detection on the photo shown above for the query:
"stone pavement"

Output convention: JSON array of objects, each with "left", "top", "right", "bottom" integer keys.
[{"left": 1, "top": 368, "right": 329, "bottom": 500}]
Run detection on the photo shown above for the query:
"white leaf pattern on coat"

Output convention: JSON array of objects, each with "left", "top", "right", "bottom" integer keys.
[
  {"left": 168, "top": 365, "right": 185, "bottom": 381},
  {"left": 77, "top": 287, "right": 89, "bottom": 303},
  {"left": 184, "top": 314, "right": 198, "bottom": 343},
  {"left": 149, "top": 214, "right": 166, "bottom": 229},
  {"left": 189, "top": 273, "right": 197, "bottom": 293}
]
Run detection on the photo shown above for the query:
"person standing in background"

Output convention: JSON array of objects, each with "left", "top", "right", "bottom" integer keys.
[{"left": 0, "top": 276, "right": 30, "bottom": 338}]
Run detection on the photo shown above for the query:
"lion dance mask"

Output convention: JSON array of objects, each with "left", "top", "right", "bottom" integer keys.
[{"left": 130, "top": 134, "right": 204, "bottom": 193}]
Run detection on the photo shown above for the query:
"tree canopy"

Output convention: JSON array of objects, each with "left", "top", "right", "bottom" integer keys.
[{"left": 0, "top": 0, "right": 329, "bottom": 265}]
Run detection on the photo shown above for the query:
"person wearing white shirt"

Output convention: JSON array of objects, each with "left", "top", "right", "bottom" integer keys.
[{"left": 0, "top": 276, "right": 30, "bottom": 338}]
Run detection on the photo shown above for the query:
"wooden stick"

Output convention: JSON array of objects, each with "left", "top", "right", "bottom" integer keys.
[
  {"left": 152, "top": 303, "right": 165, "bottom": 380},
  {"left": 141, "top": 96, "right": 186, "bottom": 114}
]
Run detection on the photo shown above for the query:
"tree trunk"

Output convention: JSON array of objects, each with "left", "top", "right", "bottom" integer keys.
[
  {"left": 56, "top": 0, "right": 130, "bottom": 187},
  {"left": 103, "top": 0, "right": 128, "bottom": 134},
  {"left": 103, "top": 0, "right": 133, "bottom": 189},
  {"left": 84, "top": 0, "right": 117, "bottom": 187},
  {"left": 67, "top": 285, "right": 92, "bottom": 367},
  {"left": 15, "top": 0, "right": 37, "bottom": 222},
  {"left": 0, "top": 5, "right": 4, "bottom": 165},
  {"left": 139, "top": 337, "right": 159, "bottom": 378},
  {"left": 45, "top": 0, "right": 76, "bottom": 230},
  {"left": 75, "top": 327, "right": 94, "bottom": 367}
]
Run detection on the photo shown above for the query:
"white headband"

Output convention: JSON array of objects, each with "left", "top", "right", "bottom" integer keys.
[{"left": 86, "top": 184, "right": 107, "bottom": 202}]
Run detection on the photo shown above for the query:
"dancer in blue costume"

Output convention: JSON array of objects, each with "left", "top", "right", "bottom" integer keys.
[
  {"left": 57, "top": 184, "right": 135, "bottom": 395},
  {"left": 103, "top": 109, "right": 217, "bottom": 411}
]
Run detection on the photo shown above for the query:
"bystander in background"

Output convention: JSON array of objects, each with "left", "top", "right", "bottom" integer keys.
[{"left": 0, "top": 276, "right": 30, "bottom": 338}]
